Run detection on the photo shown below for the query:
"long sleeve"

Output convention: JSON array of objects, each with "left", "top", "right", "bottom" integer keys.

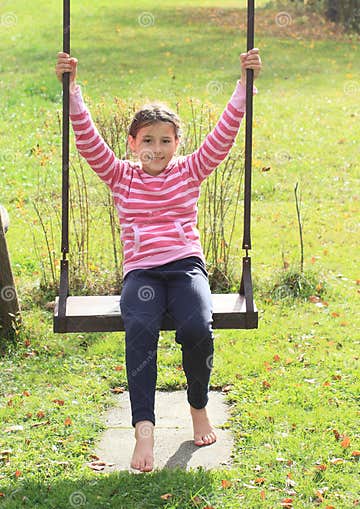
[
  {"left": 185, "top": 80, "right": 257, "bottom": 183},
  {"left": 69, "top": 85, "right": 123, "bottom": 189}
]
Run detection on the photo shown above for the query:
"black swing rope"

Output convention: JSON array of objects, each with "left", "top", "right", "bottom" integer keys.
[{"left": 57, "top": 0, "right": 256, "bottom": 326}]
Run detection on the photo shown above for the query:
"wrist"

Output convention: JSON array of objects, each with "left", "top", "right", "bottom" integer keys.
[{"left": 69, "top": 82, "right": 77, "bottom": 94}]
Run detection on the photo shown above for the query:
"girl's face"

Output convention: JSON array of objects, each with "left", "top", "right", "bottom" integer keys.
[{"left": 128, "top": 122, "right": 179, "bottom": 176}]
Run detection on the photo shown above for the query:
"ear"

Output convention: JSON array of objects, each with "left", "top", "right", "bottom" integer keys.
[
  {"left": 175, "top": 137, "right": 180, "bottom": 152},
  {"left": 128, "top": 135, "right": 136, "bottom": 153}
]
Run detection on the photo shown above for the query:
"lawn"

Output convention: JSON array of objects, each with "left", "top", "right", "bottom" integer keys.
[{"left": 0, "top": 0, "right": 359, "bottom": 508}]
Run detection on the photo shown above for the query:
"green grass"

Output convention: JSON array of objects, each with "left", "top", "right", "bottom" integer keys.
[{"left": 1, "top": 0, "right": 360, "bottom": 508}]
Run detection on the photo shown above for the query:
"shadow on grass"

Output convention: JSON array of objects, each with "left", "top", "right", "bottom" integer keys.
[{"left": 1, "top": 468, "right": 218, "bottom": 509}]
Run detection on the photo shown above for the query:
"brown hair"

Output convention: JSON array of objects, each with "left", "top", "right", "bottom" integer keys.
[{"left": 128, "top": 103, "right": 182, "bottom": 140}]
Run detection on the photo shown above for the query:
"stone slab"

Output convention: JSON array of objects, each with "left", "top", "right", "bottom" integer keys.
[{"left": 93, "top": 390, "right": 234, "bottom": 472}]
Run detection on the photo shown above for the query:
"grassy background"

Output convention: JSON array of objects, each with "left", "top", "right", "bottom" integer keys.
[{"left": 1, "top": 0, "right": 359, "bottom": 508}]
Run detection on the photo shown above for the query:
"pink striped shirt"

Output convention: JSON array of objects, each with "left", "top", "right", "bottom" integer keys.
[{"left": 69, "top": 82, "right": 257, "bottom": 277}]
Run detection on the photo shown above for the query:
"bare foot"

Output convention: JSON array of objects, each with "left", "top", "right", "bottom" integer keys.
[
  {"left": 130, "top": 420, "right": 154, "bottom": 472},
  {"left": 190, "top": 406, "right": 217, "bottom": 446}
]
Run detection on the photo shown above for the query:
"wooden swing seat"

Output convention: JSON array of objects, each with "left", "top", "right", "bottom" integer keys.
[{"left": 53, "top": 292, "right": 258, "bottom": 333}]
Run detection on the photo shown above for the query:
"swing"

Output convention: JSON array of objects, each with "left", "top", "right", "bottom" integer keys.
[{"left": 53, "top": 0, "right": 258, "bottom": 333}]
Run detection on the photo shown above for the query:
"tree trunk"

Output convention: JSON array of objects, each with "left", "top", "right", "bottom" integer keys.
[{"left": 0, "top": 211, "right": 21, "bottom": 340}]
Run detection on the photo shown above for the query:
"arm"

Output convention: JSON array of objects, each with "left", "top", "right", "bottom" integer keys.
[
  {"left": 55, "top": 52, "right": 123, "bottom": 189},
  {"left": 69, "top": 85, "right": 122, "bottom": 189}
]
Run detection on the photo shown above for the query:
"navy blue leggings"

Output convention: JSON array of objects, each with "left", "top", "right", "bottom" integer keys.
[{"left": 120, "top": 256, "right": 214, "bottom": 427}]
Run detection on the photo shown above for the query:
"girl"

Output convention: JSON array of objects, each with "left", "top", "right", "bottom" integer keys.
[{"left": 55, "top": 48, "right": 261, "bottom": 472}]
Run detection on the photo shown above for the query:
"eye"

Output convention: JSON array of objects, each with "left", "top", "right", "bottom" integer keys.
[{"left": 162, "top": 140, "right": 171, "bottom": 144}]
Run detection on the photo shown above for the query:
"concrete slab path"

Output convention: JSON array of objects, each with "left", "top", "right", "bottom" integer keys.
[{"left": 92, "top": 390, "right": 234, "bottom": 472}]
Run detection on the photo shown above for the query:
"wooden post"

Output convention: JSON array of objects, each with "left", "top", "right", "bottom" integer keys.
[{"left": 0, "top": 208, "right": 21, "bottom": 340}]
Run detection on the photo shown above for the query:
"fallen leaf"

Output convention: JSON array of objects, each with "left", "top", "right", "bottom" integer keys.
[
  {"left": 261, "top": 166, "right": 271, "bottom": 172},
  {"left": 309, "top": 295, "right": 321, "bottom": 303},
  {"left": 15, "top": 470, "right": 21, "bottom": 478},
  {"left": 53, "top": 399, "right": 65, "bottom": 406},
  {"left": 330, "top": 457, "right": 344, "bottom": 464},
  {"left": 255, "top": 477, "right": 266, "bottom": 485},
  {"left": 222, "top": 384, "right": 233, "bottom": 393},
  {"left": 110, "top": 387, "right": 125, "bottom": 394},
  {"left": 23, "top": 391, "right": 31, "bottom": 397},
  {"left": 260, "top": 490, "right": 266, "bottom": 500},
  {"left": 331, "top": 312, "right": 340, "bottom": 317},
  {"left": 351, "top": 451, "right": 360, "bottom": 457},
  {"left": 36, "top": 410, "right": 45, "bottom": 419},
  {"left": 221, "top": 479, "right": 232, "bottom": 488},
  {"left": 333, "top": 429, "right": 341, "bottom": 441},
  {"left": 30, "top": 420, "right": 50, "bottom": 428},
  {"left": 281, "top": 498, "right": 294, "bottom": 508},
  {"left": 331, "top": 375, "right": 341, "bottom": 380},
  {"left": 264, "top": 361, "right": 272, "bottom": 371},
  {"left": 87, "top": 462, "right": 106, "bottom": 471},
  {"left": 160, "top": 493, "right": 173, "bottom": 500},
  {"left": 341, "top": 436, "right": 351, "bottom": 448},
  {"left": 64, "top": 417, "right": 72, "bottom": 426},
  {"left": 314, "top": 464, "right": 327, "bottom": 471},
  {"left": 0, "top": 450, "right": 12, "bottom": 457},
  {"left": 273, "top": 354, "right": 281, "bottom": 362},
  {"left": 114, "top": 365, "right": 124, "bottom": 371},
  {"left": 262, "top": 381, "right": 271, "bottom": 389}
]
